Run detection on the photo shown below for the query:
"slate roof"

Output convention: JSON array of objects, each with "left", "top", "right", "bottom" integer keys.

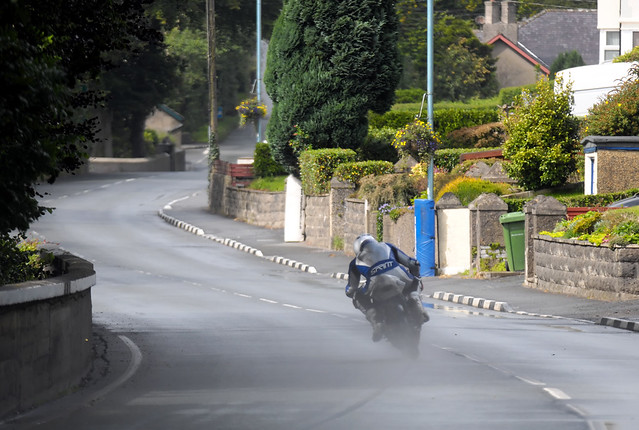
[{"left": 518, "top": 9, "right": 598, "bottom": 67}]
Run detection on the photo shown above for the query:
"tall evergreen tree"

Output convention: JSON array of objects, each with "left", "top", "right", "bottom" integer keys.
[{"left": 264, "top": 0, "right": 401, "bottom": 174}]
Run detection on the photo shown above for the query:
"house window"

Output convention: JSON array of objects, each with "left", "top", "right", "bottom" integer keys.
[
  {"left": 604, "top": 50, "right": 618, "bottom": 61},
  {"left": 606, "top": 31, "right": 620, "bottom": 46},
  {"left": 634, "top": 32, "right": 639, "bottom": 47}
]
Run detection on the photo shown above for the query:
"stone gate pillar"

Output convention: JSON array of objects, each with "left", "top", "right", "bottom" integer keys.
[
  {"left": 468, "top": 193, "right": 508, "bottom": 273},
  {"left": 523, "top": 195, "right": 566, "bottom": 285},
  {"left": 329, "top": 178, "right": 355, "bottom": 250}
]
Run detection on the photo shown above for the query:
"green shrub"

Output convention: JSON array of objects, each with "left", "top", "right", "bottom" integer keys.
[
  {"left": 357, "top": 173, "right": 421, "bottom": 209},
  {"left": 431, "top": 177, "right": 512, "bottom": 206},
  {"left": 299, "top": 148, "right": 356, "bottom": 195},
  {"left": 369, "top": 110, "right": 415, "bottom": 129},
  {"left": 333, "top": 160, "right": 394, "bottom": 185},
  {"left": 541, "top": 208, "right": 639, "bottom": 247},
  {"left": 358, "top": 127, "right": 399, "bottom": 162},
  {"left": 253, "top": 142, "right": 287, "bottom": 177},
  {"left": 585, "top": 65, "right": 639, "bottom": 136},
  {"left": 503, "top": 76, "right": 580, "bottom": 190},
  {"left": 613, "top": 46, "right": 639, "bottom": 63},
  {"left": 498, "top": 84, "right": 536, "bottom": 106},
  {"left": 434, "top": 108, "right": 500, "bottom": 137},
  {"left": 444, "top": 122, "right": 506, "bottom": 149},
  {"left": 434, "top": 147, "right": 502, "bottom": 172},
  {"left": 0, "top": 236, "right": 53, "bottom": 285},
  {"left": 556, "top": 188, "right": 639, "bottom": 207},
  {"left": 395, "top": 88, "right": 426, "bottom": 103}
]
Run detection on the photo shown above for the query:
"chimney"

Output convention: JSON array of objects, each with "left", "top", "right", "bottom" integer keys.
[
  {"left": 485, "top": 0, "right": 500, "bottom": 25},
  {"left": 501, "top": 1, "right": 516, "bottom": 24}
]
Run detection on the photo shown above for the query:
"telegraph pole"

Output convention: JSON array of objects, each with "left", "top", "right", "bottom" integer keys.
[
  {"left": 256, "top": 0, "right": 262, "bottom": 143},
  {"left": 207, "top": 0, "right": 219, "bottom": 160}
]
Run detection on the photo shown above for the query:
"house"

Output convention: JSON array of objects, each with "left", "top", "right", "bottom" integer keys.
[
  {"left": 598, "top": 0, "right": 639, "bottom": 63},
  {"left": 144, "top": 104, "right": 185, "bottom": 147},
  {"left": 479, "top": 1, "right": 598, "bottom": 89},
  {"left": 555, "top": 0, "right": 639, "bottom": 116}
]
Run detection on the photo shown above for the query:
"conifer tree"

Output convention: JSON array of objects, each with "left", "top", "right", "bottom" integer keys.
[{"left": 265, "top": 0, "right": 401, "bottom": 174}]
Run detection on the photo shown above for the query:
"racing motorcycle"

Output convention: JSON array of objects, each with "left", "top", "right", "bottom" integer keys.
[{"left": 364, "top": 278, "right": 424, "bottom": 358}]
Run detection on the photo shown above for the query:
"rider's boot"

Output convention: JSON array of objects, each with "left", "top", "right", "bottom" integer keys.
[{"left": 365, "top": 308, "right": 384, "bottom": 342}]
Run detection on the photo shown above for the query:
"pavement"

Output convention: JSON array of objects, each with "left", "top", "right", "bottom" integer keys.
[{"left": 159, "top": 187, "right": 639, "bottom": 333}]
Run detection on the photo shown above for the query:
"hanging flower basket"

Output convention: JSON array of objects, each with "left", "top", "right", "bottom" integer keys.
[
  {"left": 392, "top": 119, "right": 441, "bottom": 162},
  {"left": 235, "top": 97, "right": 267, "bottom": 126}
]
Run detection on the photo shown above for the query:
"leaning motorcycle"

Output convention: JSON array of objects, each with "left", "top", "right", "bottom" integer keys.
[{"left": 363, "top": 278, "right": 424, "bottom": 358}]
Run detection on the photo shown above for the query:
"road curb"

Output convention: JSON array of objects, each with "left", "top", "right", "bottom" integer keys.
[
  {"left": 268, "top": 256, "right": 317, "bottom": 273},
  {"left": 158, "top": 209, "right": 263, "bottom": 257},
  {"left": 599, "top": 317, "right": 639, "bottom": 332},
  {"left": 432, "top": 291, "right": 513, "bottom": 312}
]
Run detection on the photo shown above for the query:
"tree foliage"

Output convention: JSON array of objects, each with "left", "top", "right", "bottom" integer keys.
[
  {"left": 502, "top": 76, "right": 581, "bottom": 190},
  {"left": 395, "top": 5, "right": 497, "bottom": 101},
  {"left": 585, "top": 66, "right": 639, "bottom": 137},
  {"left": 0, "top": 0, "right": 161, "bottom": 235},
  {"left": 550, "top": 50, "right": 585, "bottom": 79},
  {"left": 265, "top": 0, "right": 401, "bottom": 174}
]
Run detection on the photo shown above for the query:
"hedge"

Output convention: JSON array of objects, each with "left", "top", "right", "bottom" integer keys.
[
  {"left": 333, "top": 160, "right": 395, "bottom": 184},
  {"left": 299, "top": 148, "right": 356, "bottom": 195},
  {"left": 369, "top": 107, "right": 500, "bottom": 138}
]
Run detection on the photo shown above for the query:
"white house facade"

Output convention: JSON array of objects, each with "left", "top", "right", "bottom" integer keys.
[{"left": 598, "top": 0, "right": 639, "bottom": 62}]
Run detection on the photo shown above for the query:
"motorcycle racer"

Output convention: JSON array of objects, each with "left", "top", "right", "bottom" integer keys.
[{"left": 345, "top": 234, "right": 430, "bottom": 342}]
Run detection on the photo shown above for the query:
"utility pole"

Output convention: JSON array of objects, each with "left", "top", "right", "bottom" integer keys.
[
  {"left": 207, "top": 0, "right": 219, "bottom": 160},
  {"left": 256, "top": 0, "right": 262, "bottom": 143}
]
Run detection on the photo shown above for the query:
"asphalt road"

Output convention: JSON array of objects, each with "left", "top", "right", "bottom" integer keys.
[{"left": 4, "top": 144, "right": 639, "bottom": 430}]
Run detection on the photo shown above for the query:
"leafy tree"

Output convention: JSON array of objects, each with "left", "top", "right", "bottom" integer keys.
[
  {"left": 502, "top": 76, "right": 581, "bottom": 190},
  {"left": 550, "top": 50, "right": 585, "bottom": 79},
  {"left": 0, "top": 0, "right": 161, "bottom": 236},
  {"left": 585, "top": 65, "right": 639, "bottom": 137},
  {"left": 614, "top": 46, "right": 639, "bottom": 63},
  {"left": 265, "top": 0, "right": 401, "bottom": 174},
  {"left": 396, "top": 7, "right": 497, "bottom": 101},
  {"left": 102, "top": 28, "right": 179, "bottom": 157}
]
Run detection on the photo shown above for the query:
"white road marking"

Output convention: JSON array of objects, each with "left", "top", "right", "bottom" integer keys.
[
  {"left": 91, "top": 335, "right": 142, "bottom": 402},
  {"left": 544, "top": 387, "right": 571, "bottom": 400},
  {"left": 283, "top": 304, "right": 302, "bottom": 309}
]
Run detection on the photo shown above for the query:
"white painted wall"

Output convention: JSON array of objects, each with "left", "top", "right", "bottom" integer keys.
[
  {"left": 436, "top": 208, "right": 471, "bottom": 275},
  {"left": 284, "top": 175, "right": 304, "bottom": 242}
]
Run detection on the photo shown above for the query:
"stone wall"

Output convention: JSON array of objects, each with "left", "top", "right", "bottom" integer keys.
[
  {"left": 533, "top": 235, "right": 639, "bottom": 299},
  {"left": 383, "top": 212, "right": 416, "bottom": 257},
  {"left": 343, "top": 199, "right": 372, "bottom": 256},
  {"left": 0, "top": 252, "right": 96, "bottom": 419},
  {"left": 304, "top": 195, "right": 330, "bottom": 249},
  {"left": 224, "top": 188, "right": 285, "bottom": 229}
]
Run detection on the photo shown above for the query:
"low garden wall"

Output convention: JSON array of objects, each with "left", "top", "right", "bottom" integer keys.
[
  {"left": 533, "top": 235, "right": 639, "bottom": 299},
  {"left": 0, "top": 251, "right": 96, "bottom": 419},
  {"left": 224, "top": 187, "right": 285, "bottom": 229}
]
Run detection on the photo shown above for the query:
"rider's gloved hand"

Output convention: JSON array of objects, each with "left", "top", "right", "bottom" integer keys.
[
  {"left": 345, "top": 284, "right": 355, "bottom": 298},
  {"left": 409, "top": 258, "right": 421, "bottom": 277}
]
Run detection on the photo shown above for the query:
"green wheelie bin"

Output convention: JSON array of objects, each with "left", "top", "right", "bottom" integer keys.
[{"left": 499, "top": 211, "right": 525, "bottom": 271}]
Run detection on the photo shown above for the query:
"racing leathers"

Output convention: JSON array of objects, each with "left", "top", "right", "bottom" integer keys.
[{"left": 345, "top": 235, "right": 429, "bottom": 341}]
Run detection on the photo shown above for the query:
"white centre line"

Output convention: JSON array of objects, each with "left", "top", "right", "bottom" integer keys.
[
  {"left": 544, "top": 387, "right": 571, "bottom": 400},
  {"left": 282, "top": 304, "right": 301, "bottom": 309},
  {"left": 259, "top": 298, "right": 278, "bottom": 304}
]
